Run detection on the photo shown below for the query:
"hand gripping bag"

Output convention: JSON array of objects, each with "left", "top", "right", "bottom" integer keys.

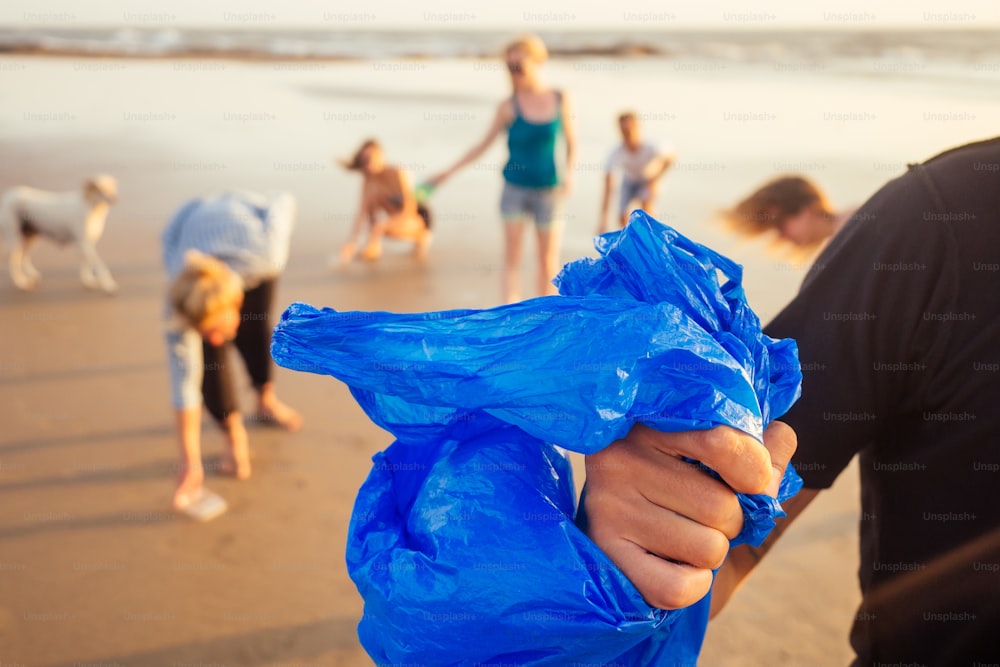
[{"left": 271, "top": 210, "right": 803, "bottom": 666}]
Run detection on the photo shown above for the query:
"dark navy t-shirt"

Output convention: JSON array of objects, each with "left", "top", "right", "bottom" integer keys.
[{"left": 765, "top": 137, "right": 1000, "bottom": 665}]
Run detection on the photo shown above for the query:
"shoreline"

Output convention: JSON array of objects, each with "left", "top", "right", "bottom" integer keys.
[{"left": 2, "top": 25, "right": 999, "bottom": 62}]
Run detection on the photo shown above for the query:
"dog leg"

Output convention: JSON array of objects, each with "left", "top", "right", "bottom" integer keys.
[
  {"left": 20, "top": 235, "right": 41, "bottom": 281},
  {"left": 8, "top": 238, "right": 37, "bottom": 290},
  {"left": 77, "top": 241, "right": 118, "bottom": 294},
  {"left": 80, "top": 262, "right": 98, "bottom": 289}
]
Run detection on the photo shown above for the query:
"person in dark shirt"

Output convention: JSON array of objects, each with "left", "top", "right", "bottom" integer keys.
[{"left": 581, "top": 137, "right": 1000, "bottom": 665}]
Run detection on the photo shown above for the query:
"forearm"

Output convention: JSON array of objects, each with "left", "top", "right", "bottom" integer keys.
[
  {"left": 710, "top": 544, "right": 762, "bottom": 618},
  {"left": 345, "top": 210, "right": 367, "bottom": 244},
  {"left": 560, "top": 94, "right": 577, "bottom": 183},
  {"left": 443, "top": 141, "right": 491, "bottom": 179},
  {"left": 710, "top": 487, "right": 819, "bottom": 618},
  {"left": 649, "top": 157, "right": 675, "bottom": 184},
  {"left": 565, "top": 145, "right": 576, "bottom": 178}
]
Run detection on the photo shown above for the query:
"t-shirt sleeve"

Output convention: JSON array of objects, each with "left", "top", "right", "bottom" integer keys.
[{"left": 764, "top": 168, "right": 958, "bottom": 488}]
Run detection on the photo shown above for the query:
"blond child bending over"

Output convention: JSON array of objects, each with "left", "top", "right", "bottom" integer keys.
[{"left": 163, "top": 191, "right": 302, "bottom": 520}]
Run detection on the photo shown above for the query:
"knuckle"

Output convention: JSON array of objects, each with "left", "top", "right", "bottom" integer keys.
[
  {"left": 646, "top": 572, "right": 709, "bottom": 611},
  {"left": 686, "top": 530, "right": 730, "bottom": 571},
  {"left": 705, "top": 493, "right": 743, "bottom": 537},
  {"left": 646, "top": 587, "right": 686, "bottom": 611},
  {"left": 734, "top": 441, "right": 771, "bottom": 494},
  {"left": 767, "top": 420, "right": 799, "bottom": 465},
  {"left": 693, "top": 425, "right": 733, "bottom": 455},
  {"left": 743, "top": 470, "right": 771, "bottom": 496},
  {"left": 723, "top": 509, "right": 745, "bottom": 541}
]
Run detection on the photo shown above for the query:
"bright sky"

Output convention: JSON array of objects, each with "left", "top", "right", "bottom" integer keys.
[{"left": 4, "top": 0, "right": 1000, "bottom": 29}]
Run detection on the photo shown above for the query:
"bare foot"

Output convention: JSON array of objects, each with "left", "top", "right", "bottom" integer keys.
[
  {"left": 254, "top": 398, "right": 304, "bottom": 432},
  {"left": 217, "top": 455, "right": 251, "bottom": 480},
  {"left": 359, "top": 241, "right": 382, "bottom": 262},
  {"left": 173, "top": 463, "right": 205, "bottom": 510},
  {"left": 334, "top": 242, "right": 357, "bottom": 266},
  {"left": 413, "top": 232, "right": 432, "bottom": 261}
]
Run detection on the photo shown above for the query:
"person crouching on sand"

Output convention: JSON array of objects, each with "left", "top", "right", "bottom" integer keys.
[
  {"left": 163, "top": 191, "right": 302, "bottom": 519},
  {"left": 336, "top": 139, "right": 433, "bottom": 263}
]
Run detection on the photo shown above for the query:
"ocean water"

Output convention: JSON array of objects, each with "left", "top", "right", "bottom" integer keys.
[
  {"left": 0, "top": 28, "right": 997, "bottom": 314},
  {"left": 2, "top": 26, "right": 1000, "bottom": 68}
]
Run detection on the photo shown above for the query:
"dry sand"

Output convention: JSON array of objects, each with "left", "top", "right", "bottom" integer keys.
[{"left": 3, "top": 52, "right": 995, "bottom": 666}]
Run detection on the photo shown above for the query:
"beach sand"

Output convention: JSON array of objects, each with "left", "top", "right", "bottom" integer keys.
[{"left": 1, "top": 53, "right": 996, "bottom": 666}]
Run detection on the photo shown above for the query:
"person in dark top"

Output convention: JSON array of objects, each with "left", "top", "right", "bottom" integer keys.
[
  {"left": 429, "top": 34, "right": 577, "bottom": 303},
  {"left": 580, "top": 136, "right": 1000, "bottom": 665}
]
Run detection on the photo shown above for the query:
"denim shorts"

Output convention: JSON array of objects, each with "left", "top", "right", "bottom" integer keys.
[
  {"left": 500, "top": 182, "right": 563, "bottom": 231},
  {"left": 619, "top": 178, "right": 651, "bottom": 216}
]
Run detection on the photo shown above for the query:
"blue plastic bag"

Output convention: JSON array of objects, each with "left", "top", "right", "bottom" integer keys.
[{"left": 271, "top": 210, "right": 803, "bottom": 666}]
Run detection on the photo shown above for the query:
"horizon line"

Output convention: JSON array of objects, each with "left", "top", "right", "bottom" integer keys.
[{"left": 2, "top": 21, "right": 999, "bottom": 31}]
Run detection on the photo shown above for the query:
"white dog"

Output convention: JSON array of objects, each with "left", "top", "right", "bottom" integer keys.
[{"left": 0, "top": 174, "right": 119, "bottom": 293}]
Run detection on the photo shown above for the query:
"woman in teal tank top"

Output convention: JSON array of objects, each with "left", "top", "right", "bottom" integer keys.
[
  {"left": 503, "top": 92, "right": 562, "bottom": 188},
  {"left": 430, "top": 34, "right": 577, "bottom": 303}
]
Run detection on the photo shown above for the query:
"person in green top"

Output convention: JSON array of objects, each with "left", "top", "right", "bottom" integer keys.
[{"left": 430, "top": 34, "right": 577, "bottom": 304}]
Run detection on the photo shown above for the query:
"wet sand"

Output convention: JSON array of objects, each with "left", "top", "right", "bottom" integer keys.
[{"left": 3, "top": 53, "right": 996, "bottom": 666}]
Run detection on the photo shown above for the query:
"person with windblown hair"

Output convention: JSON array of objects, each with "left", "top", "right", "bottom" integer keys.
[
  {"left": 336, "top": 139, "right": 433, "bottom": 263},
  {"left": 723, "top": 175, "right": 854, "bottom": 256}
]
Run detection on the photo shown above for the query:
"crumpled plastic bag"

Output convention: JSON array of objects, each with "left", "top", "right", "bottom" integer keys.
[{"left": 271, "top": 210, "right": 803, "bottom": 666}]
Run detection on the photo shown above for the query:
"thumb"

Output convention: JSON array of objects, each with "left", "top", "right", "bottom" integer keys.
[{"left": 762, "top": 421, "right": 797, "bottom": 497}]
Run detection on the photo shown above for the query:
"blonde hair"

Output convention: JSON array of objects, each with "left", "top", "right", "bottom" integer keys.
[
  {"left": 505, "top": 34, "right": 548, "bottom": 63},
  {"left": 168, "top": 250, "right": 244, "bottom": 329}
]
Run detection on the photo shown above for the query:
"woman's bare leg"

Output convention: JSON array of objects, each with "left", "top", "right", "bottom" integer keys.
[
  {"left": 503, "top": 221, "right": 526, "bottom": 303},
  {"left": 535, "top": 223, "right": 562, "bottom": 297}
]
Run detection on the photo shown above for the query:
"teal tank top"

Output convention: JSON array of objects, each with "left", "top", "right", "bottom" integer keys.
[{"left": 503, "top": 91, "right": 562, "bottom": 188}]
